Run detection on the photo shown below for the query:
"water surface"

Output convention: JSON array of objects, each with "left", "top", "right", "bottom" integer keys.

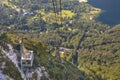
[{"left": 88, "top": 0, "right": 120, "bottom": 26}]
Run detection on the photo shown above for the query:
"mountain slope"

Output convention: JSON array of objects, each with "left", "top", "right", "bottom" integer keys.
[
  {"left": 76, "top": 25, "right": 120, "bottom": 80},
  {"left": 0, "top": 33, "right": 88, "bottom": 80},
  {"left": 0, "top": 0, "right": 120, "bottom": 80}
]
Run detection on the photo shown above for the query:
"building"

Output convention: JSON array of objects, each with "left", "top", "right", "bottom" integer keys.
[
  {"left": 58, "top": 47, "right": 72, "bottom": 58},
  {"left": 78, "top": 0, "right": 88, "bottom": 3},
  {"left": 20, "top": 39, "right": 34, "bottom": 68}
]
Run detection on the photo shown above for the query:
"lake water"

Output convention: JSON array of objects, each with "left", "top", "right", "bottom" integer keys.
[{"left": 88, "top": 0, "right": 120, "bottom": 26}]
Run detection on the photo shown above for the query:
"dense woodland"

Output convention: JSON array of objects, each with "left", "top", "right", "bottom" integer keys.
[{"left": 0, "top": 0, "right": 120, "bottom": 80}]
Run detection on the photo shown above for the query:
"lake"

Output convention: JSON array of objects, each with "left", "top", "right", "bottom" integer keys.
[{"left": 88, "top": 0, "right": 120, "bottom": 26}]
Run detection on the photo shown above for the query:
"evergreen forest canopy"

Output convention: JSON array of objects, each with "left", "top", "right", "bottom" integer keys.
[{"left": 0, "top": 0, "right": 120, "bottom": 80}]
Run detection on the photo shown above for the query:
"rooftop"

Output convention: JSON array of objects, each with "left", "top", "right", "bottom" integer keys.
[{"left": 78, "top": 0, "right": 88, "bottom": 2}]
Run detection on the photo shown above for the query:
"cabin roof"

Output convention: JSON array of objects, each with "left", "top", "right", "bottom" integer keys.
[
  {"left": 20, "top": 40, "right": 34, "bottom": 60},
  {"left": 21, "top": 50, "right": 33, "bottom": 60}
]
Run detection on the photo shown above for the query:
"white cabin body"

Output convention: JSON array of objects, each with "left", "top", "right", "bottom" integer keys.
[{"left": 20, "top": 42, "right": 34, "bottom": 68}]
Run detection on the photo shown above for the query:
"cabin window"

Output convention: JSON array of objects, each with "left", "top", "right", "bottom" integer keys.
[
  {"left": 26, "top": 60, "right": 31, "bottom": 64},
  {"left": 22, "top": 60, "right": 31, "bottom": 65}
]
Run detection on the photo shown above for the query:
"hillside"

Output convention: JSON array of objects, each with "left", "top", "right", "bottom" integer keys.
[
  {"left": 0, "top": 33, "right": 88, "bottom": 80},
  {"left": 76, "top": 25, "right": 120, "bottom": 80},
  {"left": 0, "top": 0, "right": 120, "bottom": 80}
]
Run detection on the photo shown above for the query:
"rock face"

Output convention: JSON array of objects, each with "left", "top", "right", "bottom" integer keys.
[
  {"left": 0, "top": 71, "right": 6, "bottom": 80},
  {"left": 1, "top": 44, "right": 50, "bottom": 80},
  {"left": 1, "top": 44, "right": 26, "bottom": 79},
  {"left": 0, "top": 45, "right": 16, "bottom": 80}
]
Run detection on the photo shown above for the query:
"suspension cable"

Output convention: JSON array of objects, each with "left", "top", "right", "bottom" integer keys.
[
  {"left": 59, "top": 0, "right": 62, "bottom": 27},
  {"left": 51, "top": 0, "right": 58, "bottom": 23},
  {"left": 54, "top": 0, "right": 59, "bottom": 23},
  {"left": 51, "top": 0, "right": 63, "bottom": 26}
]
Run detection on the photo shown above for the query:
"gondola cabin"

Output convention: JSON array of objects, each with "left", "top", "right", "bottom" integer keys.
[{"left": 20, "top": 39, "right": 34, "bottom": 68}]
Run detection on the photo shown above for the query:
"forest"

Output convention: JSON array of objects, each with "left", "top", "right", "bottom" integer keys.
[{"left": 0, "top": 0, "right": 120, "bottom": 80}]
